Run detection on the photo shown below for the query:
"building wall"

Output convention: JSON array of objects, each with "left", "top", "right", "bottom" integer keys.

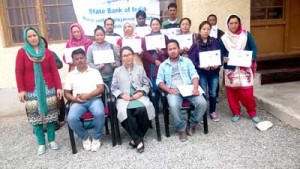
[{"left": 0, "top": 0, "right": 250, "bottom": 89}]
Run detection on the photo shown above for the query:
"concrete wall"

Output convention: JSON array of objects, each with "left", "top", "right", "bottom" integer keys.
[{"left": 181, "top": 0, "right": 250, "bottom": 33}]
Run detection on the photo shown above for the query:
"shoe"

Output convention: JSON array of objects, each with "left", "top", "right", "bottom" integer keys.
[
  {"left": 210, "top": 112, "right": 220, "bottom": 122},
  {"left": 186, "top": 126, "right": 196, "bottom": 136},
  {"left": 91, "top": 139, "right": 101, "bottom": 152},
  {"left": 232, "top": 115, "right": 241, "bottom": 122},
  {"left": 49, "top": 141, "right": 59, "bottom": 150},
  {"left": 82, "top": 138, "right": 91, "bottom": 151},
  {"left": 251, "top": 116, "right": 260, "bottom": 123},
  {"left": 129, "top": 140, "right": 137, "bottom": 149},
  {"left": 178, "top": 131, "right": 188, "bottom": 142},
  {"left": 38, "top": 145, "right": 46, "bottom": 155},
  {"left": 136, "top": 141, "right": 144, "bottom": 154}
]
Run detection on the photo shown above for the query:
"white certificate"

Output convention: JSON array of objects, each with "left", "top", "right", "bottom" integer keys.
[
  {"left": 105, "top": 36, "right": 120, "bottom": 46},
  {"left": 228, "top": 50, "right": 253, "bottom": 67},
  {"left": 210, "top": 25, "right": 218, "bottom": 38},
  {"left": 122, "top": 38, "right": 142, "bottom": 53},
  {"left": 92, "top": 50, "right": 115, "bottom": 64},
  {"left": 145, "top": 35, "right": 166, "bottom": 50},
  {"left": 135, "top": 26, "right": 151, "bottom": 37},
  {"left": 64, "top": 46, "right": 85, "bottom": 63},
  {"left": 177, "top": 85, "right": 205, "bottom": 97},
  {"left": 161, "top": 28, "right": 181, "bottom": 39},
  {"left": 199, "top": 50, "right": 221, "bottom": 68},
  {"left": 173, "top": 34, "right": 193, "bottom": 49}
]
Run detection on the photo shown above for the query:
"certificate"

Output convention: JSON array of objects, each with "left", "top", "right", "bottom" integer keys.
[
  {"left": 228, "top": 50, "right": 253, "bottom": 67},
  {"left": 161, "top": 28, "right": 181, "bottom": 39},
  {"left": 122, "top": 38, "right": 142, "bottom": 53},
  {"left": 210, "top": 25, "right": 218, "bottom": 38},
  {"left": 199, "top": 50, "right": 221, "bottom": 68},
  {"left": 173, "top": 34, "right": 193, "bottom": 49},
  {"left": 92, "top": 50, "right": 115, "bottom": 64},
  {"left": 177, "top": 85, "right": 205, "bottom": 97},
  {"left": 135, "top": 26, "right": 151, "bottom": 37},
  {"left": 105, "top": 36, "right": 120, "bottom": 45},
  {"left": 64, "top": 46, "right": 85, "bottom": 63},
  {"left": 145, "top": 35, "right": 166, "bottom": 50}
]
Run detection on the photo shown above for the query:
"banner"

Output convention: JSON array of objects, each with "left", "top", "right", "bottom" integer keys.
[{"left": 72, "top": 0, "right": 160, "bottom": 36}]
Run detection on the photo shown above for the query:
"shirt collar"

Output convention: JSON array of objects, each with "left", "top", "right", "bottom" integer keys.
[
  {"left": 74, "top": 65, "right": 91, "bottom": 74},
  {"left": 166, "top": 56, "right": 183, "bottom": 65}
]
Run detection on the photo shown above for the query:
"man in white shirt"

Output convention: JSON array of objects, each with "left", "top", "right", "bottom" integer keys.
[{"left": 64, "top": 48, "right": 105, "bottom": 152}]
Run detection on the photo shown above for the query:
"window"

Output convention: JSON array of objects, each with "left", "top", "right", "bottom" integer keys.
[
  {"left": 251, "top": 0, "right": 284, "bottom": 20},
  {"left": 1, "top": 0, "right": 76, "bottom": 46}
]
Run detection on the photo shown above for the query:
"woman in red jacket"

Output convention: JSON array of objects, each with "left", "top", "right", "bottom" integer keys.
[{"left": 15, "top": 27, "right": 63, "bottom": 155}]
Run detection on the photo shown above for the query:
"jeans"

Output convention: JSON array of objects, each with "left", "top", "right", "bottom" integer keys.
[
  {"left": 167, "top": 93, "right": 207, "bottom": 131},
  {"left": 67, "top": 98, "right": 105, "bottom": 140},
  {"left": 199, "top": 70, "right": 219, "bottom": 114}
]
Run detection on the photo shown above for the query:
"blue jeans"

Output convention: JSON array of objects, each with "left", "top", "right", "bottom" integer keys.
[
  {"left": 199, "top": 70, "right": 219, "bottom": 114},
  {"left": 67, "top": 98, "right": 105, "bottom": 140},
  {"left": 167, "top": 93, "right": 207, "bottom": 131}
]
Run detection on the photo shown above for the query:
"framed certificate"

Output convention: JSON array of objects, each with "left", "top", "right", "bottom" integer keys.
[
  {"left": 199, "top": 50, "right": 221, "bottom": 68},
  {"left": 210, "top": 25, "right": 218, "bottom": 39},
  {"left": 145, "top": 35, "right": 166, "bottom": 50},
  {"left": 105, "top": 36, "right": 120, "bottom": 46},
  {"left": 64, "top": 46, "right": 85, "bottom": 63},
  {"left": 92, "top": 50, "right": 115, "bottom": 64},
  {"left": 122, "top": 38, "right": 142, "bottom": 53},
  {"left": 173, "top": 34, "right": 193, "bottom": 49},
  {"left": 135, "top": 26, "right": 151, "bottom": 37},
  {"left": 228, "top": 50, "right": 253, "bottom": 67}
]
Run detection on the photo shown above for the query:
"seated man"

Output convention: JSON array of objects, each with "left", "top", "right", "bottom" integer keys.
[
  {"left": 156, "top": 40, "right": 207, "bottom": 142},
  {"left": 64, "top": 48, "right": 105, "bottom": 152}
]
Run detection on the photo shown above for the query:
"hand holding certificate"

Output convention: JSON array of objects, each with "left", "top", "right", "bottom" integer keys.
[
  {"left": 64, "top": 46, "right": 85, "bottom": 63},
  {"left": 228, "top": 50, "right": 253, "bottom": 67},
  {"left": 145, "top": 35, "right": 166, "bottom": 50},
  {"left": 199, "top": 50, "right": 221, "bottom": 68},
  {"left": 173, "top": 34, "right": 193, "bottom": 49},
  {"left": 122, "top": 38, "right": 142, "bottom": 53},
  {"left": 92, "top": 50, "right": 115, "bottom": 64},
  {"left": 177, "top": 85, "right": 205, "bottom": 97}
]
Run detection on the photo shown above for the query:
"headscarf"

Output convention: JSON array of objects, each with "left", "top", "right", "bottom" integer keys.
[
  {"left": 221, "top": 14, "right": 247, "bottom": 51},
  {"left": 22, "top": 27, "right": 48, "bottom": 115},
  {"left": 122, "top": 21, "right": 136, "bottom": 38},
  {"left": 67, "top": 23, "right": 93, "bottom": 49}
]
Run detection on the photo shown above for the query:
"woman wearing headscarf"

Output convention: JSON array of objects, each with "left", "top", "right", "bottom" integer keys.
[
  {"left": 116, "top": 21, "right": 143, "bottom": 66},
  {"left": 220, "top": 14, "right": 260, "bottom": 123},
  {"left": 15, "top": 27, "right": 63, "bottom": 155},
  {"left": 64, "top": 23, "right": 93, "bottom": 71}
]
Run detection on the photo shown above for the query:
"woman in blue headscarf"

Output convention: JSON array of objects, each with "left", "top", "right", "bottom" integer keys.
[{"left": 15, "top": 27, "right": 63, "bottom": 155}]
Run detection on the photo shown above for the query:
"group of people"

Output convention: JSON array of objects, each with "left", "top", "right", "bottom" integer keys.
[{"left": 15, "top": 2, "right": 260, "bottom": 155}]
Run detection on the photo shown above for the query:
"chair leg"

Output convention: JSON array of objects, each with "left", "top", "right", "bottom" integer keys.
[
  {"left": 112, "top": 104, "right": 122, "bottom": 145},
  {"left": 105, "top": 117, "right": 109, "bottom": 135},
  {"left": 203, "top": 110, "right": 208, "bottom": 134},
  {"left": 67, "top": 124, "right": 77, "bottom": 154},
  {"left": 155, "top": 111, "right": 162, "bottom": 141},
  {"left": 163, "top": 101, "right": 170, "bottom": 137},
  {"left": 109, "top": 115, "right": 116, "bottom": 146}
]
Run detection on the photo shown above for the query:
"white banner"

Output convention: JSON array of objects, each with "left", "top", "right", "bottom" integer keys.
[{"left": 72, "top": 0, "right": 160, "bottom": 36}]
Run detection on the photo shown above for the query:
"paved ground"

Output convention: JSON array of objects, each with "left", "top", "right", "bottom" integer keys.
[{"left": 0, "top": 92, "right": 299, "bottom": 169}]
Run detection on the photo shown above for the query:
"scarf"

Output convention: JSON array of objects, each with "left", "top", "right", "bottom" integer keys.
[
  {"left": 123, "top": 21, "right": 137, "bottom": 38},
  {"left": 67, "top": 23, "right": 93, "bottom": 50},
  {"left": 22, "top": 27, "right": 48, "bottom": 115},
  {"left": 221, "top": 15, "right": 247, "bottom": 51}
]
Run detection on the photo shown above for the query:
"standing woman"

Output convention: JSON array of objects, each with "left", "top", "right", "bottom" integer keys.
[
  {"left": 64, "top": 23, "right": 93, "bottom": 71},
  {"left": 220, "top": 14, "right": 260, "bottom": 123},
  {"left": 116, "top": 21, "right": 143, "bottom": 66},
  {"left": 189, "top": 21, "right": 221, "bottom": 122},
  {"left": 15, "top": 27, "right": 63, "bottom": 155},
  {"left": 87, "top": 25, "right": 120, "bottom": 87},
  {"left": 142, "top": 18, "right": 169, "bottom": 107},
  {"left": 111, "top": 46, "right": 155, "bottom": 153},
  {"left": 178, "top": 18, "right": 197, "bottom": 57}
]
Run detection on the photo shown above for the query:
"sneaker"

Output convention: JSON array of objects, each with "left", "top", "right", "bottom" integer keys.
[
  {"left": 37, "top": 145, "right": 46, "bottom": 155},
  {"left": 178, "top": 131, "right": 188, "bottom": 142},
  {"left": 232, "top": 115, "right": 241, "bottom": 122},
  {"left": 251, "top": 116, "right": 260, "bottom": 123},
  {"left": 82, "top": 138, "right": 91, "bottom": 151},
  {"left": 91, "top": 139, "right": 101, "bottom": 152},
  {"left": 210, "top": 112, "right": 220, "bottom": 122},
  {"left": 49, "top": 141, "right": 59, "bottom": 150},
  {"left": 186, "top": 126, "right": 196, "bottom": 136}
]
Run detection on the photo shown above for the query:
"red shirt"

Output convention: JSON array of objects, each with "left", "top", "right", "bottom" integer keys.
[{"left": 15, "top": 48, "right": 62, "bottom": 93}]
